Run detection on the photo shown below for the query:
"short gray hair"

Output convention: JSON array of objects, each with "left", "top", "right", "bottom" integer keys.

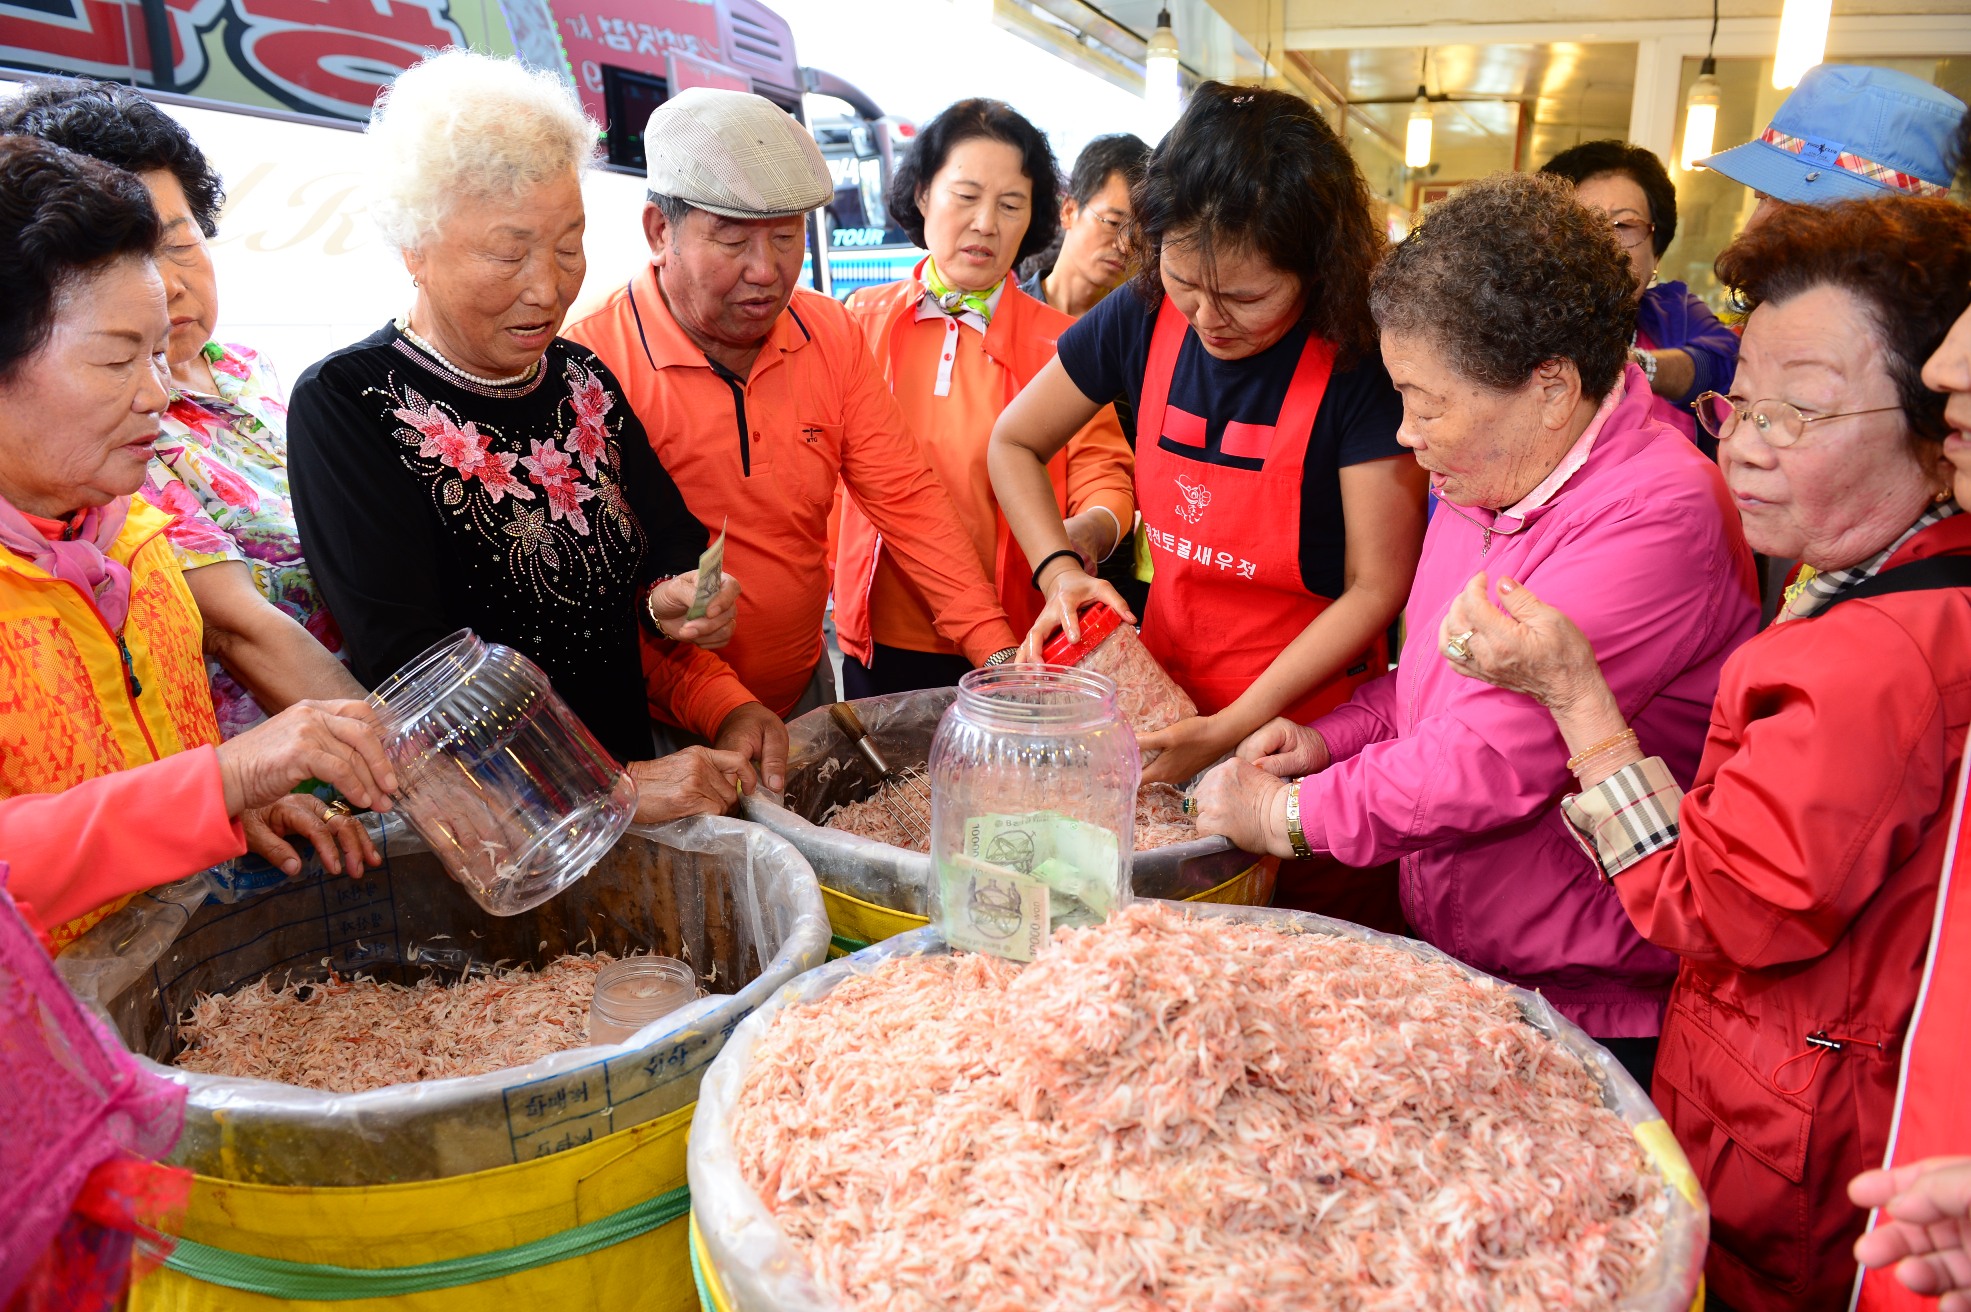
[
  {"left": 646, "top": 191, "right": 696, "bottom": 230},
  {"left": 368, "top": 50, "right": 598, "bottom": 252},
  {"left": 1370, "top": 172, "right": 1636, "bottom": 400}
]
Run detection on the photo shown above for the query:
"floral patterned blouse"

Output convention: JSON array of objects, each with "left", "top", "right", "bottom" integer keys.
[
  {"left": 137, "top": 341, "right": 343, "bottom": 739},
  {"left": 284, "top": 326, "right": 710, "bottom": 766}
]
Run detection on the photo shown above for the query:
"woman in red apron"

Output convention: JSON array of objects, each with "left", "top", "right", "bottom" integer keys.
[{"left": 989, "top": 81, "right": 1426, "bottom": 795}]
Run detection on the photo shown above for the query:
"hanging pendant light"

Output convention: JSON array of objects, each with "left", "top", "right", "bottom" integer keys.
[
  {"left": 1406, "top": 89, "right": 1434, "bottom": 169},
  {"left": 1679, "top": 2, "right": 1721, "bottom": 171},
  {"left": 1680, "top": 61, "right": 1721, "bottom": 170},
  {"left": 1144, "top": 7, "right": 1182, "bottom": 134},
  {"left": 1772, "top": 0, "right": 1831, "bottom": 89}
]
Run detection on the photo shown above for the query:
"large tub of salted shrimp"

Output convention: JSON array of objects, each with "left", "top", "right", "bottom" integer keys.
[
  {"left": 56, "top": 818, "right": 827, "bottom": 1311},
  {"left": 57, "top": 816, "right": 828, "bottom": 1186},
  {"left": 740, "top": 688, "right": 1274, "bottom": 954},
  {"left": 687, "top": 900, "right": 1708, "bottom": 1312}
]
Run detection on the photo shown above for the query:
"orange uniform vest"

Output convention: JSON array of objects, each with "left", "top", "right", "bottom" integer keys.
[
  {"left": 0, "top": 498, "right": 219, "bottom": 949},
  {"left": 1133, "top": 299, "right": 1383, "bottom": 723}
]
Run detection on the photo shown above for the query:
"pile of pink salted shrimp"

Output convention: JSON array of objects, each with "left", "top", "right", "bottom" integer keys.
[{"left": 729, "top": 901, "right": 1668, "bottom": 1312}]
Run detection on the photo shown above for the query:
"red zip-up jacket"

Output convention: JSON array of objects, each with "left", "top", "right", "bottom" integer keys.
[{"left": 1616, "top": 514, "right": 1971, "bottom": 1311}]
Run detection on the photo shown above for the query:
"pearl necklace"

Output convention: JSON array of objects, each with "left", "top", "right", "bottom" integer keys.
[{"left": 394, "top": 315, "right": 540, "bottom": 387}]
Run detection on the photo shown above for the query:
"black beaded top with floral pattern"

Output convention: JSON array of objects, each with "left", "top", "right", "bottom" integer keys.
[{"left": 289, "top": 324, "right": 708, "bottom": 765}]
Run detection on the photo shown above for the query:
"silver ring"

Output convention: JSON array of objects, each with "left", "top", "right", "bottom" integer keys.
[{"left": 1443, "top": 629, "right": 1476, "bottom": 663}]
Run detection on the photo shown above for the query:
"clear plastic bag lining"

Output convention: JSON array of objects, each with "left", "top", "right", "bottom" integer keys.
[
  {"left": 687, "top": 901, "right": 1709, "bottom": 1312},
  {"left": 740, "top": 690, "right": 1253, "bottom": 915},
  {"left": 55, "top": 816, "right": 829, "bottom": 1188}
]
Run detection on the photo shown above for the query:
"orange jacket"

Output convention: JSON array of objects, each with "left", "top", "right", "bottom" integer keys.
[
  {"left": 565, "top": 266, "right": 1017, "bottom": 718},
  {"left": 834, "top": 274, "right": 1133, "bottom": 655},
  {"left": 0, "top": 498, "right": 226, "bottom": 948}
]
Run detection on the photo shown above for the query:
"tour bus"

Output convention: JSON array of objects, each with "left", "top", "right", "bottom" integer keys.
[{"left": 0, "top": 0, "right": 919, "bottom": 375}]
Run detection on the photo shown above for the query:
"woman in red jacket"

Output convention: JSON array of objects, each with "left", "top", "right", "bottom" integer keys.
[{"left": 1443, "top": 195, "right": 1971, "bottom": 1311}]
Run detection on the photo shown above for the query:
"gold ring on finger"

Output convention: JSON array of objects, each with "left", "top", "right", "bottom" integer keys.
[
  {"left": 1443, "top": 629, "right": 1476, "bottom": 663},
  {"left": 322, "top": 799, "right": 353, "bottom": 823}
]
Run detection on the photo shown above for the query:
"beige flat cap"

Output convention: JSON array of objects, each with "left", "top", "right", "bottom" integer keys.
[{"left": 644, "top": 87, "right": 833, "bottom": 220}]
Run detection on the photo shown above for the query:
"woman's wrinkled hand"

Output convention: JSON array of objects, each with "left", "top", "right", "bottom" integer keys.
[
  {"left": 215, "top": 699, "right": 397, "bottom": 816},
  {"left": 1191, "top": 757, "right": 1292, "bottom": 858},
  {"left": 1851, "top": 1157, "right": 1971, "bottom": 1310},
  {"left": 649, "top": 571, "right": 743, "bottom": 649},
  {"left": 1138, "top": 714, "right": 1239, "bottom": 787},
  {"left": 1236, "top": 718, "right": 1332, "bottom": 778},
  {"left": 1016, "top": 566, "right": 1135, "bottom": 664},
  {"left": 242, "top": 794, "right": 383, "bottom": 878},
  {"left": 628, "top": 747, "right": 757, "bottom": 825},
  {"left": 1439, "top": 573, "right": 1601, "bottom": 710}
]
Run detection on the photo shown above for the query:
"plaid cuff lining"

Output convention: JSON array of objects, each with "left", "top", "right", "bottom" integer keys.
[{"left": 1562, "top": 756, "right": 1683, "bottom": 879}]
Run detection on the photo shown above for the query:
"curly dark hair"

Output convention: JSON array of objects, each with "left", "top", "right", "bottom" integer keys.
[
  {"left": 0, "top": 77, "right": 225, "bottom": 237},
  {"left": 1067, "top": 132, "right": 1149, "bottom": 207},
  {"left": 1713, "top": 195, "right": 1971, "bottom": 450},
  {"left": 1370, "top": 172, "right": 1635, "bottom": 400},
  {"left": 1538, "top": 139, "right": 1678, "bottom": 257},
  {"left": 0, "top": 135, "right": 161, "bottom": 381},
  {"left": 888, "top": 98, "right": 1060, "bottom": 266},
  {"left": 1128, "top": 82, "right": 1382, "bottom": 361}
]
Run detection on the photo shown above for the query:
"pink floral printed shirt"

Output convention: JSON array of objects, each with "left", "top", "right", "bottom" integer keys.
[{"left": 139, "top": 341, "right": 344, "bottom": 738}]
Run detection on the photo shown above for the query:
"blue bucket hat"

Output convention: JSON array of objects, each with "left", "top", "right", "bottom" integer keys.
[{"left": 1700, "top": 64, "right": 1964, "bottom": 204}]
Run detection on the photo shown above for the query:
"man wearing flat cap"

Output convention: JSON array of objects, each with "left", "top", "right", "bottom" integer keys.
[{"left": 568, "top": 89, "right": 1019, "bottom": 742}]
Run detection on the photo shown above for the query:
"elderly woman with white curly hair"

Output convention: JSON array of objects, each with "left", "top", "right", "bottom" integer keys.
[{"left": 288, "top": 50, "right": 784, "bottom": 822}]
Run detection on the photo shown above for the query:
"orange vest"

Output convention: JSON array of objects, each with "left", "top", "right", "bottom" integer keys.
[{"left": 0, "top": 498, "right": 218, "bottom": 949}]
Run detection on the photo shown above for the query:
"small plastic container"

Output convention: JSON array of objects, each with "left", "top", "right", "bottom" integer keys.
[
  {"left": 928, "top": 666, "right": 1139, "bottom": 962},
  {"left": 588, "top": 956, "right": 701, "bottom": 1045},
  {"left": 1041, "top": 603, "right": 1197, "bottom": 760},
  {"left": 367, "top": 630, "right": 636, "bottom": 916}
]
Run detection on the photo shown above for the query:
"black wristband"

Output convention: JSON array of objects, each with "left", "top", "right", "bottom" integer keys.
[{"left": 1031, "top": 548, "right": 1082, "bottom": 591}]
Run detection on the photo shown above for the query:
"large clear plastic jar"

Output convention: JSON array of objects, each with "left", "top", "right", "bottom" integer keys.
[
  {"left": 928, "top": 666, "right": 1139, "bottom": 961},
  {"left": 368, "top": 630, "right": 636, "bottom": 915}
]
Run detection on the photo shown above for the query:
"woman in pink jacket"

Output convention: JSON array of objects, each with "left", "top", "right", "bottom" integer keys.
[{"left": 1193, "top": 172, "right": 1760, "bottom": 1086}]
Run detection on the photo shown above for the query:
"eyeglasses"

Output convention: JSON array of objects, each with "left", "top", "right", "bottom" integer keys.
[
  {"left": 1610, "top": 219, "right": 1655, "bottom": 250},
  {"left": 1692, "top": 391, "right": 1906, "bottom": 448}
]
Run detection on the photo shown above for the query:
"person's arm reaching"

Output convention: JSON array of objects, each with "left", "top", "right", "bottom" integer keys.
[
  {"left": 838, "top": 332, "right": 1019, "bottom": 663},
  {"left": 3, "top": 698, "right": 400, "bottom": 937},
  {"left": 1138, "top": 454, "right": 1426, "bottom": 785},
  {"left": 989, "top": 358, "right": 1134, "bottom": 655},
  {"left": 1199, "top": 495, "right": 1735, "bottom": 860},
  {"left": 1607, "top": 609, "right": 1951, "bottom": 969},
  {"left": 0, "top": 750, "right": 243, "bottom": 938},
  {"left": 186, "top": 560, "right": 365, "bottom": 711},
  {"left": 1440, "top": 561, "right": 1938, "bottom": 971},
  {"left": 1060, "top": 404, "right": 1134, "bottom": 567},
  {"left": 1646, "top": 293, "right": 1739, "bottom": 407}
]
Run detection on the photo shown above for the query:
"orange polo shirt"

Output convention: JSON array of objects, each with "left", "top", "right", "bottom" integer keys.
[
  {"left": 565, "top": 266, "right": 1017, "bottom": 721},
  {"left": 837, "top": 276, "right": 1133, "bottom": 655}
]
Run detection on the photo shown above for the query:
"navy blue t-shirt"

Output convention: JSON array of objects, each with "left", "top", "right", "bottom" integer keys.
[{"left": 1056, "top": 286, "right": 1406, "bottom": 599}]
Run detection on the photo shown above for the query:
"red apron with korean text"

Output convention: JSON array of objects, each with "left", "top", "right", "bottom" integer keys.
[{"left": 1134, "top": 298, "right": 1383, "bottom": 724}]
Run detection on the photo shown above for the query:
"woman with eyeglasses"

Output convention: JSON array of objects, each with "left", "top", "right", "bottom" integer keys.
[
  {"left": 1435, "top": 195, "right": 1971, "bottom": 1312},
  {"left": 1542, "top": 140, "right": 1742, "bottom": 455}
]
